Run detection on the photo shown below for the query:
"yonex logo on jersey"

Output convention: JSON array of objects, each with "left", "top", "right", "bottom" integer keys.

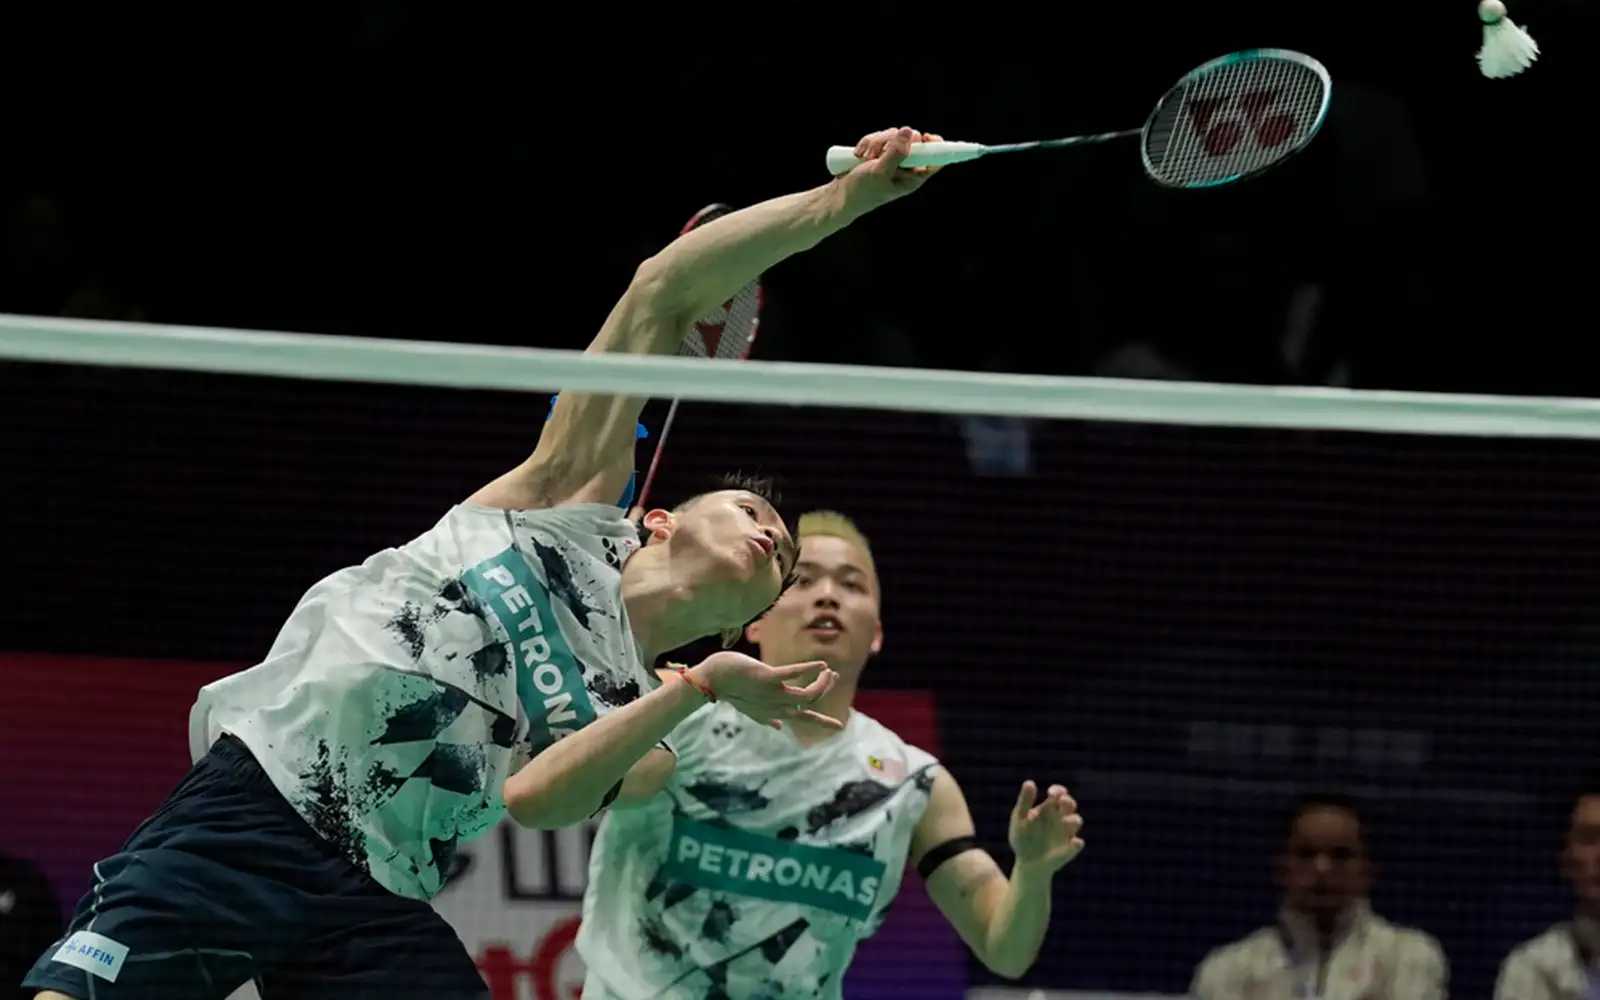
[
  {"left": 665, "top": 815, "right": 885, "bottom": 921},
  {"left": 53, "top": 931, "right": 130, "bottom": 982},
  {"left": 465, "top": 550, "right": 597, "bottom": 750}
]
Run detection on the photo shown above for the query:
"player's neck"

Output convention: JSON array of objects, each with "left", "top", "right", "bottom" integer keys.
[{"left": 619, "top": 547, "right": 725, "bottom": 659}]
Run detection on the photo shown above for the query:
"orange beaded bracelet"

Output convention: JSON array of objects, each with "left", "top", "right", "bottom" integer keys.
[{"left": 656, "top": 663, "right": 716, "bottom": 702}]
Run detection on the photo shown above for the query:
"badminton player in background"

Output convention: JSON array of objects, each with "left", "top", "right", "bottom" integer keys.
[
  {"left": 578, "top": 511, "right": 1085, "bottom": 999},
  {"left": 26, "top": 126, "right": 943, "bottom": 1000}
]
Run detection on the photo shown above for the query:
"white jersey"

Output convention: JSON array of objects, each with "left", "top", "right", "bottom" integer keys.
[
  {"left": 1191, "top": 902, "right": 1448, "bottom": 1000},
  {"left": 189, "top": 502, "right": 650, "bottom": 901},
  {"left": 578, "top": 702, "right": 939, "bottom": 1000},
  {"left": 1494, "top": 917, "right": 1600, "bottom": 1000}
]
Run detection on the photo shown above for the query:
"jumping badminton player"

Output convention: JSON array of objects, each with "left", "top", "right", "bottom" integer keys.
[
  {"left": 25, "top": 125, "right": 942, "bottom": 1000},
  {"left": 578, "top": 511, "right": 1086, "bottom": 999}
]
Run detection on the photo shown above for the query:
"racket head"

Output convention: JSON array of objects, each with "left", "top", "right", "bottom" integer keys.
[
  {"left": 677, "top": 203, "right": 764, "bottom": 361},
  {"left": 1140, "top": 49, "right": 1331, "bottom": 189}
]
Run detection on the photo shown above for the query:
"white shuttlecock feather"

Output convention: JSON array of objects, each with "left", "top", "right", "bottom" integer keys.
[{"left": 1477, "top": 0, "right": 1539, "bottom": 79}]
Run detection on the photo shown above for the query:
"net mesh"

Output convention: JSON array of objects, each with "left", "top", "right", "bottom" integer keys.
[{"left": 2, "top": 335, "right": 1597, "bottom": 1000}]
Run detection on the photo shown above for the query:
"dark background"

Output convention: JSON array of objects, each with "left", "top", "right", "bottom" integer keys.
[
  {"left": 4, "top": 2, "right": 1599, "bottom": 394},
  {"left": 5, "top": 3, "right": 1600, "bottom": 998}
]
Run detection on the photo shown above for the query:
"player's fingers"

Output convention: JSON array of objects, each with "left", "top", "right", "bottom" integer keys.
[
  {"left": 861, "top": 128, "right": 894, "bottom": 161},
  {"left": 857, "top": 128, "right": 893, "bottom": 158},
  {"left": 780, "top": 669, "right": 836, "bottom": 703},
  {"left": 795, "top": 708, "right": 846, "bottom": 729},
  {"left": 1014, "top": 780, "right": 1037, "bottom": 817},
  {"left": 880, "top": 126, "right": 916, "bottom": 169},
  {"left": 772, "top": 673, "right": 832, "bottom": 699},
  {"left": 770, "top": 660, "right": 831, "bottom": 681}
]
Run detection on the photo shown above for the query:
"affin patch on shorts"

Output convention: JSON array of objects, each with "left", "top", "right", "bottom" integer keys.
[{"left": 53, "top": 930, "right": 130, "bottom": 982}]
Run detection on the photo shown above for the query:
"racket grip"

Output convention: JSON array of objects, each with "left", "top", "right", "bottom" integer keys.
[{"left": 825, "top": 140, "right": 986, "bottom": 175}]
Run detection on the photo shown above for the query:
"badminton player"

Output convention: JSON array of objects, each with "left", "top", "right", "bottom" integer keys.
[
  {"left": 26, "top": 126, "right": 941, "bottom": 1000},
  {"left": 577, "top": 511, "right": 1085, "bottom": 998}
]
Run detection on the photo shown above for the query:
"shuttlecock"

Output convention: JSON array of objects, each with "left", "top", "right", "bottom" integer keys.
[{"left": 1477, "top": 0, "right": 1539, "bottom": 79}]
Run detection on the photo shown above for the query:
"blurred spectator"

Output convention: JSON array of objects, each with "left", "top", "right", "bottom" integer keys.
[
  {"left": 1494, "top": 781, "right": 1600, "bottom": 999},
  {"left": 1191, "top": 792, "right": 1448, "bottom": 1000},
  {"left": 61, "top": 271, "right": 147, "bottom": 322},
  {"left": 0, "top": 850, "right": 62, "bottom": 1000},
  {"left": 4, "top": 194, "right": 75, "bottom": 316}
]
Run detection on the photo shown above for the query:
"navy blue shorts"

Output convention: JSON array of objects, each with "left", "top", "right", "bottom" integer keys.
[{"left": 23, "top": 735, "right": 488, "bottom": 999}]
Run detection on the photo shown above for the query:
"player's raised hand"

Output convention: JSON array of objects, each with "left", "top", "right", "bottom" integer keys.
[
  {"left": 834, "top": 126, "right": 945, "bottom": 216},
  {"left": 685, "top": 652, "right": 842, "bottom": 730},
  {"left": 1009, "top": 780, "right": 1085, "bottom": 873}
]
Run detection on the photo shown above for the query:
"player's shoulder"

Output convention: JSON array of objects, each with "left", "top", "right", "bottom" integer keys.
[
  {"left": 431, "top": 500, "right": 509, "bottom": 531},
  {"left": 497, "top": 500, "right": 630, "bottom": 534},
  {"left": 846, "top": 708, "right": 940, "bottom": 774},
  {"left": 449, "top": 498, "right": 629, "bottom": 527}
]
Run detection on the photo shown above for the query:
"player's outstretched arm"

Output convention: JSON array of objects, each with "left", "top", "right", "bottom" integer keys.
[
  {"left": 470, "top": 127, "right": 941, "bottom": 511},
  {"left": 503, "top": 653, "right": 838, "bottom": 829}
]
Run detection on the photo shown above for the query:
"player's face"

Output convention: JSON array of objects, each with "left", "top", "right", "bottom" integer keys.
[
  {"left": 747, "top": 534, "right": 881, "bottom": 673},
  {"left": 673, "top": 490, "right": 795, "bottom": 625},
  {"left": 1561, "top": 794, "right": 1600, "bottom": 908},
  {"left": 1276, "top": 807, "right": 1373, "bottom": 919}
]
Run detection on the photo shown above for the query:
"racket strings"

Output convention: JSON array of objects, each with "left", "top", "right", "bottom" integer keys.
[
  {"left": 1147, "top": 57, "right": 1328, "bottom": 187},
  {"left": 679, "top": 282, "right": 762, "bottom": 361}
]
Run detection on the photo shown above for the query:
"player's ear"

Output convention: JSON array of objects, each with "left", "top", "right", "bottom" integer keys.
[{"left": 641, "top": 508, "right": 675, "bottom": 544}]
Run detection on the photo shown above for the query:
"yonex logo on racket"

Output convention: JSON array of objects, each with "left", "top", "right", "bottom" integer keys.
[{"left": 1186, "top": 89, "right": 1298, "bottom": 156}]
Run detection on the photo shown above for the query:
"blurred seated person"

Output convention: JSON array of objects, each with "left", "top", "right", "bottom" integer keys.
[
  {"left": 1495, "top": 780, "right": 1600, "bottom": 999},
  {"left": 1191, "top": 792, "right": 1447, "bottom": 1000}
]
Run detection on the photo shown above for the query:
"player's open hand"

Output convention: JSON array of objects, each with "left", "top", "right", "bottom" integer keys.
[
  {"left": 1008, "top": 780, "right": 1085, "bottom": 874},
  {"left": 687, "top": 652, "right": 843, "bottom": 730}
]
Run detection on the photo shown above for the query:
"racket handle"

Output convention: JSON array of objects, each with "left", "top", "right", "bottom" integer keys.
[{"left": 825, "top": 140, "right": 987, "bottom": 176}]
